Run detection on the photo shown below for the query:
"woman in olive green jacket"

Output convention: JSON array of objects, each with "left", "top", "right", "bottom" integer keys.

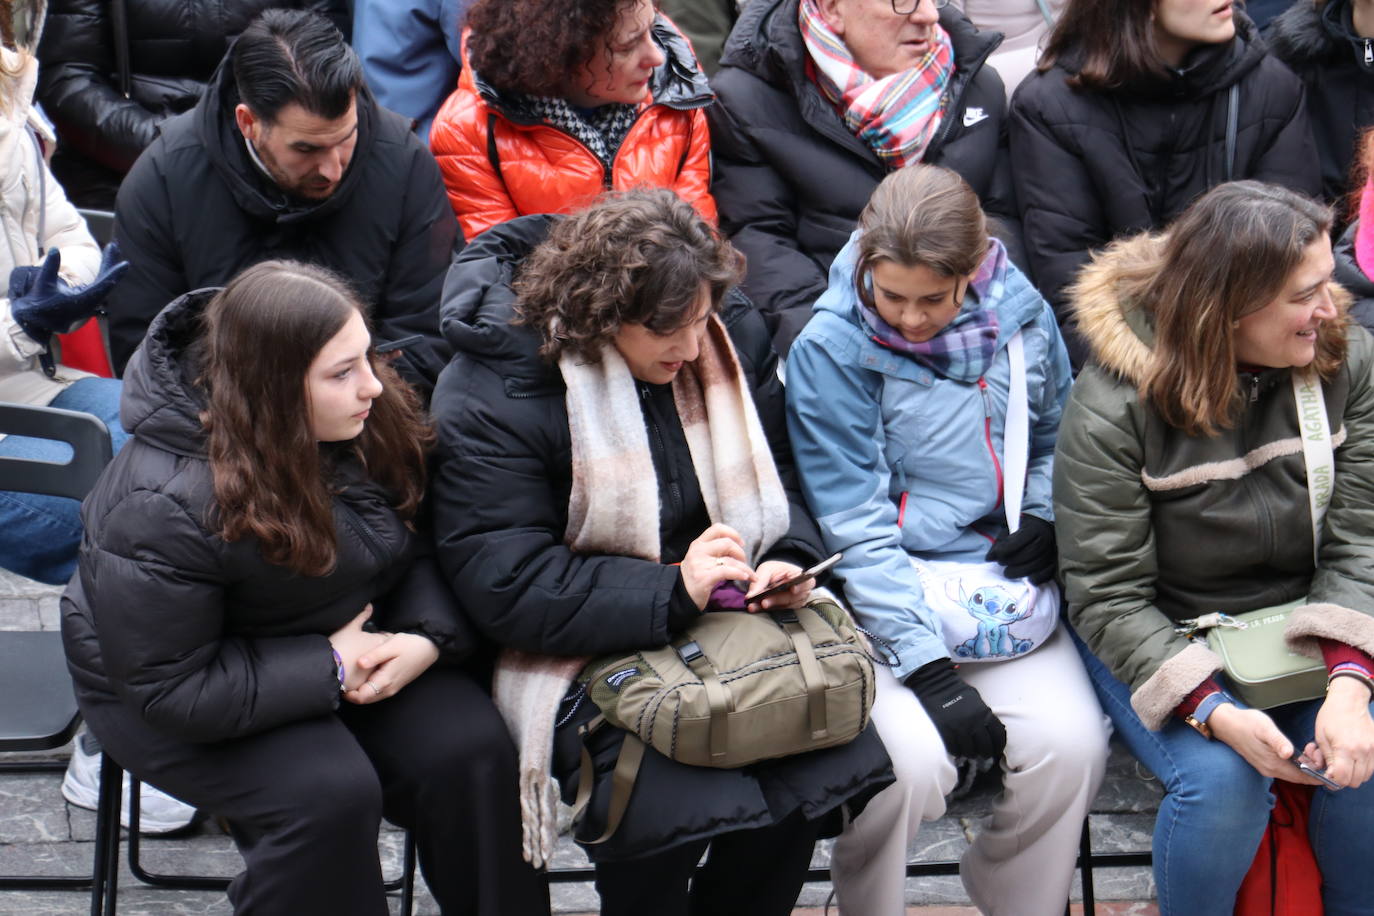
[{"left": 1053, "top": 181, "right": 1374, "bottom": 916}]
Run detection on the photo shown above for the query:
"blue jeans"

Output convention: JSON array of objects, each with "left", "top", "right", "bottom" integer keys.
[
  {"left": 1073, "top": 631, "right": 1374, "bottom": 916},
  {"left": 0, "top": 378, "right": 127, "bottom": 584}
]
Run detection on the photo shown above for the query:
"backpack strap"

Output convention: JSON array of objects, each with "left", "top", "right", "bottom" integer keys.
[
  {"left": 676, "top": 639, "right": 733, "bottom": 760},
  {"left": 777, "top": 609, "right": 829, "bottom": 740},
  {"left": 572, "top": 715, "right": 648, "bottom": 846}
]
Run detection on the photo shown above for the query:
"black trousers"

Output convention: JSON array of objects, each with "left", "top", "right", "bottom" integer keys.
[
  {"left": 592, "top": 811, "right": 823, "bottom": 916},
  {"left": 79, "top": 665, "right": 550, "bottom": 916}
]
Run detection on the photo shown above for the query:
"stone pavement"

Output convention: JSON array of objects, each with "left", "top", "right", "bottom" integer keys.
[{"left": 0, "top": 567, "right": 1160, "bottom": 914}]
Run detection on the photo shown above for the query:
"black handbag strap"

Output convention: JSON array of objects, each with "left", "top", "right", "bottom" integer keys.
[
  {"left": 110, "top": 0, "right": 132, "bottom": 99},
  {"left": 571, "top": 715, "right": 646, "bottom": 846},
  {"left": 1224, "top": 82, "right": 1239, "bottom": 183}
]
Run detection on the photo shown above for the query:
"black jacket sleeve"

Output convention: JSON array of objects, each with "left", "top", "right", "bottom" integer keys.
[
  {"left": 108, "top": 141, "right": 188, "bottom": 374},
  {"left": 36, "top": 0, "right": 162, "bottom": 173},
  {"left": 371, "top": 547, "right": 478, "bottom": 663},
  {"left": 429, "top": 365, "right": 685, "bottom": 657},
  {"left": 374, "top": 133, "right": 460, "bottom": 397},
  {"left": 723, "top": 294, "right": 827, "bottom": 568},
  {"left": 83, "top": 488, "right": 341, "bottom": 742},
  {"left": 707, "top": 97, "right": 829, "bottom": 356}
]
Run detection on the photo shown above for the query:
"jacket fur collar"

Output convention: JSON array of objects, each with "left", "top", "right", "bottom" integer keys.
[
  {"left": 1073, "top": 234, "right": 1354, "bottom": 386},
  {"left": 1268, "top": 0, "right": 1361, "bottom": 66}
]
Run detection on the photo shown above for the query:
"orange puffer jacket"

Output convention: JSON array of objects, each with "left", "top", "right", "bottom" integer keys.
[{"left": 431, "top": 17, "right": 716, "bottom": 242}]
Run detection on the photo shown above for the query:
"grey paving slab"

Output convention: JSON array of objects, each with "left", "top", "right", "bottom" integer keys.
[{"left": 0, "top": 773, "right": 72, "bottom": 844}]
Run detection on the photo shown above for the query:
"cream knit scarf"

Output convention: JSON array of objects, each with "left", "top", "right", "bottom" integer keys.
[{"left": 492, "top": 314, "right": 790, "bottom": 867}]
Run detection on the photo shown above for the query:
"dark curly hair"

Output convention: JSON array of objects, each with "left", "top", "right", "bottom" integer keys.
[
  {"left": 514, "top": 189, "right": 744, "bottom": 363},
  {"left": 467, "top": 0, "right": 649, "bottom": 97}
]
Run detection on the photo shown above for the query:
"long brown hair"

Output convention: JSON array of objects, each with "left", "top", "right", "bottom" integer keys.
[
  {"left": 854, "top": 165, "right": 988, "bottom": 307},
  {"left": 1038, "top": 0, "right": 1175, "bottom": 90},
  {"left": 1131, "top": 182, "right": 1343, "bottom": 435},
  {"left": 198, "top": 261, "right": 433, "bottom": 576}
]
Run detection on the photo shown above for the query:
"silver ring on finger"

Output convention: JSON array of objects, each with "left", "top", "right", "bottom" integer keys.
[
  {"left": 715, "top": 557, "right": 724, "bottom": 567},
  {"left": 367, "top": 682, "right": 381, "bottom": 696}
]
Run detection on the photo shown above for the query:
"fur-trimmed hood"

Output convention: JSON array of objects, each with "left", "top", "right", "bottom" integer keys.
[
  {"left": 1069, "top": 233, "right": 1353, "bottom": 385},
  {"left": 1267, "top": 0, "right": 1369, "bottom": 68}
]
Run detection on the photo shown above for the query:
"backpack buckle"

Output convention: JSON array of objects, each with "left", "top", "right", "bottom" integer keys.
[{"left": 676, "top": 640, "right": 704, "bottom": 666}]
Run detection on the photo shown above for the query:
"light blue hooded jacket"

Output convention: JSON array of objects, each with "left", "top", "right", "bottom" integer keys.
[{"left": 786, "top": 231, "right": 1073, "bottom": 679}]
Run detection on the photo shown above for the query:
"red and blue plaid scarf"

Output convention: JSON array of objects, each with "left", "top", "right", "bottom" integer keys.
[
  {"left": 858, "top": 239, "right": 1009, "bottom": 382},
  {"left": 799, "top": 0, "right": 954, "bottom": 169}
]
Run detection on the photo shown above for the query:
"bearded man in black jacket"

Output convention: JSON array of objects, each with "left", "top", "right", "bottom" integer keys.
[{"left": 105, "top": 8, "right": 458, "bottom": 397}]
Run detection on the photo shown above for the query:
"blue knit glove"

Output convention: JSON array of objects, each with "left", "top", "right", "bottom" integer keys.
[{"left": 9, "top": 244, "right": 128, "bottom": 344}]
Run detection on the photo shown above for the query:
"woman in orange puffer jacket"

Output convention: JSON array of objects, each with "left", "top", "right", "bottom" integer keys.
[{"left": 430, "top": 0, "right": 715, "bottom": 242}]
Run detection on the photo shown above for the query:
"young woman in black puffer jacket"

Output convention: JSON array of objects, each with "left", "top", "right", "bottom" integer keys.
[
  {"left": 1009, "top": 0, "right": 1319, "bottom": 366},
  {"left": 60, "top": 260, "right": 549, "bottom": 916}
]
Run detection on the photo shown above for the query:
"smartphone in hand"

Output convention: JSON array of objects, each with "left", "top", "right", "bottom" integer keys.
[
  {"left": 746, "top": 553, "right": 843, "bottom": 602},
  {"left": 1292, "top": 753, "right": 1342, "bottom": 791}
]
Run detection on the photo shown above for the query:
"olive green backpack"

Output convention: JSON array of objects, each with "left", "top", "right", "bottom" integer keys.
[{"left": 571, "top": 596, "right": 877, "bottom": 843}]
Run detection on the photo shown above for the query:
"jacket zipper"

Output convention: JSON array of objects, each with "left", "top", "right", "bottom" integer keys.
[
  {"left": 977, "top": 378, "right": 1004, "bottom": 507},
  {"left": 338, "top": 500, "right": 392, "bottom": 568},
  {"left": 1365, "top": 39, "right": 1372, "bottom": 65},
  {"left": 641, "top": 384, "right": 682, "bottom": 519}
]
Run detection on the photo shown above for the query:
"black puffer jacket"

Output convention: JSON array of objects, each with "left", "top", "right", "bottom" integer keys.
[
  {"left": 428, "top": 216, "right": 892, "bottom": 860},
  {"left": 708, "top": 0, "right": 1018, "bottom": 355},
  {"left": 60, "top": 289, "right": 474, "bottom": 743},
  {"left": 1267, "top": 0, "right": 1374, "bottom": 208},
  {"left": 106, "top": 47, "right": 458, "bottom": 395},
  {"left": 36, "top": 0, "right": 349, "bottom": 207},
  {"left": 1009, "top": 12, "right": 1319, "bottom": 365}
]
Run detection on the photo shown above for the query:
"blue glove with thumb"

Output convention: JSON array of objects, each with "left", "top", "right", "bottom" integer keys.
[{"left": 9, "top": 244, "right": 129, "bottom": 343}]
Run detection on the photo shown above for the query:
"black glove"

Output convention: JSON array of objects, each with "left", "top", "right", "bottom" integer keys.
[
  {"left": 9, "top": 244, "right": 129, "bottom": 344},
  {"left": 985, "top": 514, "right": 1057, "bottom": 584},
  {"left": 905, "top": 658, "right": 1007, "bottom": 759}
]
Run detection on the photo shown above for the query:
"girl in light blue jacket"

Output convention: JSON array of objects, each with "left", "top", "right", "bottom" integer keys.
[{"left": 786, "top": 165, "right": 1108, "bottom": 916}]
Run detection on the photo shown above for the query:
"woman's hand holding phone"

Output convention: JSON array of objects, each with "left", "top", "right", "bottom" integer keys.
[
  {"left": 1208, "top": 704, "right": 1325, "bottom": 786},
  {"left": 1312, "top": 676, "right": 1374, "bottom": 789},
  {"left": 746, "top": 560, "right": 813, "bottom": 612}
]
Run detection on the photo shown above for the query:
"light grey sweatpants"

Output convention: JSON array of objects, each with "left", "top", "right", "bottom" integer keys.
[{"left": 831, "top": 624, "right": 1111, "bottom": 915}]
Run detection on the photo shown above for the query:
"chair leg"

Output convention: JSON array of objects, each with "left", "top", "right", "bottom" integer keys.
[
  {"left": 90, "top": 752, "right": 123, "bottom": 916},
  {"left": 1079, "top": 816, "right": 1095, "bottom": 916},
  {"left": 123, "top": 773, "right": 418, "bottom": 904},
  {"left": 125, "top": 775, "right": 230, "bottom": 890},
  {"left": 399, "top": 830, "right": 416, "bottom": 916}
]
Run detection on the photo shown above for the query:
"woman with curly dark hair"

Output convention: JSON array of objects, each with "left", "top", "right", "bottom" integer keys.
[
  {"left": 429, "top": 189, "right": 892, "bottom": 915},
  {"left": 429, "top": 0, "right": 715, "bottom": 242},
  {"left": 60, "top": 260, "right": 550, "bottom": 915}
]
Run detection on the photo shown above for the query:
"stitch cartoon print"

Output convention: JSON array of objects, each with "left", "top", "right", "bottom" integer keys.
[{"left": 948, "top": 581, "right": 1034, "bottom": 660}]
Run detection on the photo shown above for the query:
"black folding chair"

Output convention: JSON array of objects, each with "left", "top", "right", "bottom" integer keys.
[{"left": 0, "top": 402, "right": 112, "bottom": 892}]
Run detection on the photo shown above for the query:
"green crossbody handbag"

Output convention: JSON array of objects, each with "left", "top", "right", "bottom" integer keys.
[
  {"left": 1183, "top": 373, "right": 1333, "bottom": 710},
  {"left": 1201, "top": 601, "right": 1327, "bottom": 709}
]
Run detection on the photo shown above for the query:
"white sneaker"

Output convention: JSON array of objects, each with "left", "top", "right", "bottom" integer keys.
[{"left": 61, "top": 732, "right": 199, "bottom": 835}]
